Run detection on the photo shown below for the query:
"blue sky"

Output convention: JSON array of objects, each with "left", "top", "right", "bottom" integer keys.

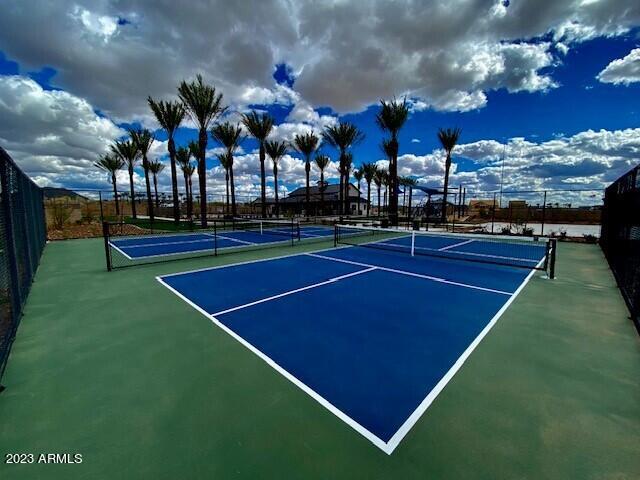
[{"left": 0, "top": 1, "right": 639, "bottom": 205}]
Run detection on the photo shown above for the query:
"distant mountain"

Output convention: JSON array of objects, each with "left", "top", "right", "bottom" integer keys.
[{"left": 42, "top": 187, "right": 88, "bottom": 200}]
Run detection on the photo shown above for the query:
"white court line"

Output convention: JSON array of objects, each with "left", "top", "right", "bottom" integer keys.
[
  {"left": 108, "top": 241, "right": 133, "bottom": 260},
  {"left": 306, "top": 253, "right": 512, "bottom": 296},
  {"left": 157, "top": 246, "right": 545, "bottom": 454},
  {"left": 156, "top": 274, "right": 391, "bottom": 453},
  {"left": 115, "top": 236, "right": 213, "bottom": 249},
  {"left": 212, "top": 267, "right": 376, "bottom": 316},
  {"left": 384, "top": 256, "right": 544, "bottom": 453},
  {"left": 216, "top": 234, "right": 256, "bottom": 245},
  {"left": 375, "top": 241, "right": 541, "bottom": 264},
  {"left": 438, "top": 239, "right": 475, "bottom": 251}
]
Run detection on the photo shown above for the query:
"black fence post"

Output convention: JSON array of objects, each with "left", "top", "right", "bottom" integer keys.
[
  {"left": 102, "top": 222, "right": 112, "bottom": 271},
  {"left": 549, "top": 239, "right": 557, "bottom": 279},
  {"left": 541, "top": 190, "right": 547, "bottom": 236},
  {"left": 491, "top": 192, "right": 496, "bottom": 234}
]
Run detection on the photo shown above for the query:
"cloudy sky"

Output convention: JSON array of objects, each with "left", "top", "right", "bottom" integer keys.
[{"left": 1, "top": 0, "right": 639, "bottom": 205}]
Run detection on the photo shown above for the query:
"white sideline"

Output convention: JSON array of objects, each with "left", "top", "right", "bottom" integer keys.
[{"left": 305, "top": 253, "right": 512, "bottom": 296}]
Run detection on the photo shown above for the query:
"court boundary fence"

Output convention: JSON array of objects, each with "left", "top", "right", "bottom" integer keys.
[
  {"left": 600, "top": 164, "right": 640, "bottom": 333},
  {"left": 0, "top": 147, "right": 47, "bottom": 387}
]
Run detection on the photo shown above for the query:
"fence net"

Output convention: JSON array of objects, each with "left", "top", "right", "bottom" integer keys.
[
  {"left": 600, "top": 165, "right": 640, "bottom": 331},
  {"left": 0, "top": 147, "right": 47, "bottom": 383}
]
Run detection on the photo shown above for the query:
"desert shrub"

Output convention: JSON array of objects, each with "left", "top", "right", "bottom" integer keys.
[
  {"left": 500, "top": 226, "right": 511, "bottom": 235},
  {"left": 583, "top": 233, "right": 598, "bottom": 244},
  {"left": 51, "top": 202, "right": 72, "bottom": 230}
]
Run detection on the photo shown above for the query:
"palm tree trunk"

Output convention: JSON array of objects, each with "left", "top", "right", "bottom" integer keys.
[
  {"left": 225, "top": 171, "right": 229, "bottom": 216},
  {"left": 112, "top": 173, "right": 120, "bottom": 216},
  {"left": 338, "top": 170, "right": 343, "bottom": 216},
  {"left": 305, "top": 160, "right": 310, "bottom": 218},
  {"left": 320, "top": 171, "right": 325, "bottom": 215},
  {"left": 128, "top": 166, "right": 137, "bottom": 219},
  {"left": 229, "top": 162, "right": 237, "bottom": 217},
  {"left": 377, "top": 185, "right": 381, "bottom": 217},
  {"left": 389, "top": 137, "right": 399, "bottom": 226},
  {"left": 408, "top": 186, "right": 413, "bottom": 223},
  {"left": 198, "top": 129, "right": 208, "bottom": 227},
  {"left": 168, "top": 137, "right": 180, "bottom": 223},
  {"left": 259, "top": 143, "right": 267, "bottom": 218},
  {"left": 183, "top": 173, "right": 190, "bottom": 219},
  {"left": 188, "top": 177, "right": 193, "bottom": 219},
  {"left": 441, "top": 153, "right": 451, "bottom": 223},
  {"left": 357, "top": 181, "right": 361, "bottom": 215},
  {"left": 274, "top": 167, "right": 279, "bottom": 218},
  {"left": 344, "top": 173, "right": 350, "bottom": 216},
  {"left": 366, "top": 180, "right": 371, "bottom": 217},
  {"left": 143, "top": 160, "right": 154, "bottom": 221},
  {"left": 153, "top": 173, "right": 159, "bottom": 209}
]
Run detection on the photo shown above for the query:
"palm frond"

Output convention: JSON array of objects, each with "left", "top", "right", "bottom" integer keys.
[
  {"left": 376, "top": 97, "right": 409, "bottom": 136},
  {"left": 265, "top": 140, "right": 288, "bottom": 164},
  {"left": 211, "top": 121, "right": 244, "bottom": 151},
  {"left": 437, "top": 127, "right": 462, "bottom": 152},
  {"left": 241, "top": 111, "right": 274, "bottom": 141},
  {"left": 147, "top": 97, "right": 185, "bottom": 136},
  {"left": 94, "top": 154, "right": 124, "bottom": 174},
  {"left": 322, "top": 122, "right": 364, "bottom": 151},
  {"left": 314, "top": 154, "right": 330, "bottom": 172},
  {"left": 293, "top": 131, "right": 319, "bottom": 159},
  {"left": 178, "top": 74, "right": 227, "bottom": 130}
]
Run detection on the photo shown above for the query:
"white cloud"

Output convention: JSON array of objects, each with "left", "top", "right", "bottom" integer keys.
[
  {"left": 0, "top": 75, "right": 125, "bottom": 189},
  {"left": 597, "top": 48, "right": 640, "bottom": 85},
  {"left": 1, "top": 0, "right": 638, "bottom": 117},
  {"left": 411, "top": 138, "right": 420, "bottom": 143}
]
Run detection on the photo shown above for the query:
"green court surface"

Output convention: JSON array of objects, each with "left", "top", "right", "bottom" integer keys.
[{"left": 0, "top": 238, "right": 639, "bottom": 479}]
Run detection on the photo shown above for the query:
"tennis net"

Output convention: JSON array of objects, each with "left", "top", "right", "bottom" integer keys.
[
  {"left": 230, "top": 218, "right": 300, "bottom": 239},
  {"left": 335, "top": 224, "right": 556, "bottom": 276}
]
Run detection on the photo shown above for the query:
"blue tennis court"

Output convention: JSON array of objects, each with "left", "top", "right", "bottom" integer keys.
[
  {"left": 157, "top": 234, "right": 550, "bottom": 454},
  {"left": 110, "top": 225, "right": 335, "bottom": 259}
]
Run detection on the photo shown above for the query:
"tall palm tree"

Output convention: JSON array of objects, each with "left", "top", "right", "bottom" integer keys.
[
  {"left": 373, "top": 167, "right": 385, "bottom": 217},
  {"left": 176, "top": 146, "right": 194, "bottom": 219},
  {"left": 376, "top": 98, "right": 409, "bottom": 226},
  {"left": 362, "top": 163, "right": 377, "bottom": 217},
  {"left": 382, "top": 170, "right": 389, "bottom": 213},
  {"left": 129, "top": 128, "right": 155, "bottom": 221},
  {"left": 94, "top": 154, "right": 124, "bottom": 216},
  {"left": 148, "top": 159, "right": 165, "bottom": 209},
  {"left": 148, "top": 97, "right": 185, "bottom": 223},
  {"left": 437, "top": 127, "right": 462, "bottom": 223},
  {"left": 293, "top": 131, "right": 319, "bottom": 217},
  {"left": 211, "top": 122, "right": 244, "bottom": 218},
  {"left": 111, "top": 139, "right": 139, "bottom": 219},
  {"left": 242, "top": 111, "right": 274, "bottom": 218},
  {"left": 314, "top": 154, "right": 330, "bottom": 216},
  {"left": 265, "top": 140, "right": 287, "bottom": 218},
  {"left": 216, "top": 152, "right": 232, "bottom": 216},
  {"left": 178, "top": 74, "right": 226, "bottom": 227},
  {"left": 322, "top": 122, "right": 364, "bottom": 215},
  {"left": 353, "top": 167, "right": 363, "bottom": 215}
]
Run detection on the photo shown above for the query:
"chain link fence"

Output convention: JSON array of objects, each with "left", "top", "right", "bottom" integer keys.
[
  {"left": 0, "top": 147, "right": 46, "bottom": 385},
  {"left": 600, "top": 165, "right": 640, "bottom": 332}
]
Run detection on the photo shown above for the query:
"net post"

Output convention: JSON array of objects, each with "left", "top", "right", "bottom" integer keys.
[
  {"left": 334, "top": 223, "right": 338, "bottom": 247},
  {"left": 549, "top": 239, "right": 557, "bottom": 279},
  {"left": 411, "top": 231, "right": 416, "bottom": 257},
  {"left": 102, "top": 221, "right": 112, "bottom": 271}
]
